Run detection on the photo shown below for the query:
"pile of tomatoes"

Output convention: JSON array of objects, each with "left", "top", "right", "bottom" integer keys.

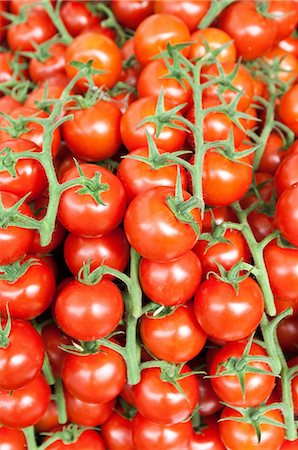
[{"left": 1, "top": 0, "right": 298, "bottom": 449}]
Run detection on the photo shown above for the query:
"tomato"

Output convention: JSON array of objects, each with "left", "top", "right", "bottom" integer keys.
[
  {"left": 65, "top": 389, "right": 115, "bottom": 427},
  {"left": 193, "top": 229, "right": 251, "bottom": 278},
  {"left": 132, "top": 365, "right": 199, "bottom": 425},
  {"left": 0, "top": 96, "right": 22, "bottom": 114},
  {"left": 0, "top": 427, "right": 27, "bottom": 450},
  {"left": 219, "top": 1, "right": 276, "bottom": 60},
  {"left": 219, "top": 406, "right": 285, "bottom": 450},
  {"left": 58, "top": 164, "right": 127, "bottom": 237},
  {"left": 275, "top": 296, "right": 298, "bottom": 316},
  {"left": 268, "top": 0, "right": 298, "bottom": 42},
  {"left": 101, "top": 410, "right": 134, "bottom": 450},
  {"left": 62, "top": 344, "right": 126, "bottom": 404},
  {"left": 0, "top": 373, "right": 50, "bottom": 429},
  {"left": 264, "top": 240, "right": 298, "bottom": 301},
  {"left": 0, "top": 256, "right": 55, "bottom": 320},
  {"left": 259, "top": 131, "right": 286, "bottom": 175},
  {"left": 60, "top": 1, "right": 98, "bottom": 37},
  {"left": 210, "top": 341, "right": 275, "bottom": 407},
  {"left": 189, "top": 28, "right": 236, "bottom": 63},
  {"left": 275, "top": 152, "right": 298, "bottom": 196},
  {"left": 264, "top": 48, "right": 298, "bottom": 84},
  {"left": 64, "top": 227, "right": 130, "bottom": 277},
  {"left": 276, "top": 184, "right": 298, "bottom": 247},
  {"left": 132, "top": 412, "right": 192, "bottom": 450},
  {"left": 279, "top": 36, "right": 298, "bottom": 59},
  {"left": 277, "top": 315, "right": 298, "bottom": 354},
  {"left": 120, "top": 96, "right": 187, "bottom": 153},
  {"left": 124, "top": 186, "right": 201, "bottom": 261},
  {"left": 281, "top": 438, "right": 298, "bottom": 449},
  {"left": 194, "top": 276, "right": 264, "bottom": 341},
  {"left": 0, "top": 191, "right": 35, "bottom": 265},
  {"left": 62, "top": 101, "right": 122, "bottom": 161},
  {"left": 0, "top": 139, "right": 47, "bottom": 201},
  {"left": 190, "top": 420, "right": 225, "bottom": 450},
  {"left": 197, "top": 375, "right": 222, "bottom": 417},
  {"left": 45, "top": 430, "right": 105, "bottom": 450},
  {"left": 55, "top": 278, "right": 124, "bottom": 341},
  {"left": 0, "top": 319, "right": 44, "bottom": 390},
  {"left": 134, "top": 13, "right": 190, "bottom": 66},
  {"left": 0, "top": 107, "right": 61, "bottom": 157},
  {"left": 41, "top": 324, "right": 71, "bottom": 378},
  {"left": 28, "top": 42, "right": 66, "bottom": 84},
  {"left": 153, "top": 1, "right": 210, "bottom": 32},
  {"left": 65, "top": 32, "right": 122, "bottom": 90},
  {"left": 0, "top": 52, "right": 26, "bottom": 84},
  {"left": 137, "top": 60, "right": 192, "bottom": 107},
  {"left": 112, "top": 0, "right": 153, "bottom": 30},
  {"left": 202, "top": 206, "right": 237, "bottom": 232},
  {"left": 35, "top": 400, "right": 59, "bottom": 433},
  {"left": 7, "top": 9, "right": 56, "bottom": 51},
  {"left": 279, "top": 84, "right": 298, "bottom": 137},
  {"left": 139, "top": 250, "right": 202, "bottom": 306},
  {"left": 0, "top": 2, "right": 8, "bottom": 42},
  {"left": 24, "top": 85, "right": 65, "bottom": 111},
  {"left": 117, "top": 147, "right": 188, "bottom": 202},
  {"left": 140, "top": 302, "right": 207, "bottom": 363}
]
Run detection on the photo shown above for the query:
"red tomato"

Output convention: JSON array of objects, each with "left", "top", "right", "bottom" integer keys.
[
  {"left": 279, "top": 36, "right": 298, "bottom": 58},
  {"left": 197, "top": 375, "right": 222, "bottom": 417},
  {"left": 264, "top": 48, "right": 298, "bottom": 84},
  {"left": 259, "top": 131, "right": 285, "bottom": 175},
  {"left": 134, "top": 14, "right": 190, "bottom": 66},
  {"left": 132, "top": 365, "right": 199, "bottom": 425},
  {"left": 276, "top": 184, "right": 298, "bottom": 247},
  {"left": 35, "top": 400, "right": 59, "bottom": 433},
  {"left": 65, "top": 32, "right": 122, "bottom": 90},
  {"left": 41, "top": 324, "right": 71, "bottom": 378},
  {"left": 275, "top": 152, "right": 298, "bottom": 196},
  {"left": 140, "top": 302, "right": 207, "bottom": 363},
  {"left": 268, "top": 0, "right": 298, "bottom": 42},
  {"left": 101, "top": 410, "right": 134, "bottom": 450},
  {"left": 0, "top": 256, "right": 55, "bottom": 320},
  {"left": 58, "top": 164, "right": 127, "bottom": 237},
  {"left": 55, "top": 278, "right": 124, "bottom": 341},
  {"left": 190, "top": 420, "right": 225, "bottom": 450},
  {"left": 189, "top": 28, "right": 236, "bottom": 63},
  {"left": 124, "top": 186, "right": 201, "bottom": 261},
  {"left": 62, "top": 344, "right": 126, "bottom": 404},
  {"left": 62, "top": 101, "right": 122, "bottom": 161},
  {"left": 0, "top": 191, "right": 35, "bottom": 265},
  {"left": 64, "top": 389, "right": 115, "bottom": 427},
  {"left": 0, "top": 96, "right": 22, "bottom": 114},
  {"left": 60, "top": 1, "right": 98, "bottom": 37},
  {"left": 153, "top": 1, "right": 210, "bottom": 32},
  {"left": 219, "top": 406, "right": 285, "bottom": 450},
  {"left": 24, "top": 85, "right": 65, "bottom": 111},
  {"left": 0, "top": 427, "right": 27, "bottom": 450},
  {"left": 64, "top": 227, "right": 130, "bottom": 277},
  {"left": 28, "top": 42, "right": 66, "bottom": 84},
  {"left": 194, "top": 276, "right": 264, "bottom": 341},
  {"left": 0, "top": 139, "right": 47, "bottom": 201},
  {"left": 120, "top": 96, "right": 187, "bottom": 153},
  {"left": 0, "top": 52, "right": 27, "bottom": 83},
  {"left": 0, "top": 374, "right": 50, "bottom": 429},
  {"left": 112, "top": 0, "right": 154, "bottom": 30},
  {"left": 45, "top": 430, "right": 105, "bottom": 450},
  {"left": 219, "top": 1, "right": 277, "bottom": 60},
  {"left": 139, "top": 250, "right": 202, "bottom": 306},
  {"left": 193, "top": 229, "right": 251, "bottom": 278},
  {"left": 279, "top": 84, "right": 298, "bottom": 137},
  {"left": 202, "top": 206, "right": 237, "bottom": 232},
  {"left": 277, "top": 315, "right": 298, "bottom": 354},
  {"left": 281, "top": 438, "right": 298, "bottom": 449},
  {"left": 132, "top": 412, "right": 192, "bottom": 450}
]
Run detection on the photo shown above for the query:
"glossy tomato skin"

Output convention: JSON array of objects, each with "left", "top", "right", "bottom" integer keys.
[
  {"left": 0, "top": 96, "right": 22, "bottom": 114},
  {"left": 101, "top": 410, "right": 134, "bottom": 450},
  {"left": 279, "top": 84, "right": 298, "bottom": 137},
  {"left": 58, "top": 164, "right": 127, "bottom": 237},
  {"left": 219, "top": 406, "right": 285, "bottom": 450},
  {"left": 0, "top": 427, "right": 27, "bottom": 450},
  {"left": 62, "top": 345, "right": 126, "bottom": 404},
  {"left": 139, "top": 250, "right": 202, "bottom": 306},
  {"left": 64, "top": 389, "right": 115, "bottom": 427},
  {"left": 28, "top": 43, "right": 66, "bottom": 84},
  {"left": 0, "top": 319, "right": 44, "bottom": 391},
  {"left": 264, "top": 48, "right": 298, "bottom": 84},
  {"left": 193, "top": 229, "right": 251, "bottom": 278},
  {"left": 132, "top": 412, "right": 193, "bottom": 450},
  {"left": 0, "top": 374, "right": 50, "bottom": 429},
  {"left": 41, "top": 324, "right": 71, "bottom": 378},
  {"left": 65, "top": 32, "right": 122, "bottom": 90},
  {"left": 60, "top": 1, "right": 98, "bottom": 37},
  {"left": 120, "top": 96, "right": 186, "bottom": 153},
  {"left": 219, "top": 1, "right": 276, "bottom": 60},
  {"left": 0, "top": 192, "right": 35, "bottom": 265},
  {"left": 0, "top": 139, "right": 47, "bottom": 201},
  {"left": 64, "top": 227, "right": 130, "bottom": 277},
  {"left": 134, "top": 13, "right": 190, "bottom": 66},
  {"left": 62, "top": 101, "right": 122, "bottom": 162},
  {"left": 190, "top": 420, "right": 225, "bottom": 450},
  {"left": 35, "top": 400, "right": 59, "bottom": 433},
  {"left": 275, "top": 152, "right": 298, "bottom": 196},
  {"left": 276, "top": 184, "right": 298, "bottom": 247},
  {"left": 202, "top": 206, "right": 237, "bottom": 232},
  {"left": 189, "top": 27, "right": 236, "bottom": 63},
  {"left": 0, "top": 256, "right": 56, "bottom": 320},
  {"left": 268, "top": 0, "right": 298, "bottom": 42},
  {"left": 259, "top": 131, "right": 285, "bottom": 175},
  {"left": 112, "top": 0, "right": 153, "bottom": 30},
  {"left": 194, "top": 276, "right": 264, "bottom": 341},
  {"left": 45, "top": 430, "right": 105, "bottom": 450},
  {"left": 140, "top": 303, "right": 207, "bottom": 363},
  {"left": 117, "top": 147, "right": 188, "bottom": 202},
  {"left": 132, "top": 365, "right": 199, "bottom": 425},
  {"left": 280, "top": 438, "right": 298, "bottom": 449},
  {"left": 197, "top": 375, "right": 222, "bottom": 417},
  {"left": 153, "top": 1, "right": 210, "bottom": 32},
  {"left": 55, "top": 279, "right": 124, "bottom": 341},
  {"left": 124, "top": 186, "right": 201, "bottom": 261}
]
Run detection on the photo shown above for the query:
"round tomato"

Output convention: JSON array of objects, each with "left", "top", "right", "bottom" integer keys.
[
  {"left": 41, "top": 324, "right": 71, "bottom": 378},
  {"left": 264, "top": 48, "right": 298, "bottom": 84},
  {"left": 45, "top": 430, "right": 105, "bottom": 450},
  {"left": 0, "top": 427, "right": 27, "bottom": 450},
  {"left": 60, "top": 1, "right": 98, "bottom": 37},
  {"left": 189, "top": 27, "right": 236, "bottom": 63},
  {"left": 153, "top": 1, "right": 210, "bottom": 32},
  {"left": 35, "top": 400, "right": 59, "bottom": 433},
  {"left": 28, "top": 42, "right": 66, "bottom": 84},
  {"left": 268, "top": 0, "right": 298, "bottom": 42},
  {"left": 197, "top": 375, "right": 222, "bottom": 417},
  {"left": 276, "top": 184, "right": 298, "bottom": 247},
  {"left": 112, "top": 0, "right": 153, "bottom": 30},
  {"left": 277, "top": 315, "right": 298, "bottom": 354},
  {"left": 190, "top": 420, "right": 225, "bottom": 450},
  {"left": 101, "top": 410, "right": 134, "bottom": 450},
  {"left": 275, "top": 152, "right": 298, "bottom": 196},
  {"left": 279, "top": 84, "right": 298, "bottom": 137},
  {"left": 259, "top": 131, "right": 285, "bottom": 175}
]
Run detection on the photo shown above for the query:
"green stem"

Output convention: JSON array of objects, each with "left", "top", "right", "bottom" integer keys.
[
  {"left": 22, "top": 427, "right": 38, "bottom": 450},
  {"left": 198, "top": 0, "right": 236, "bottom": 29},
  {"left": 41, "top": 0, "right": 72, "bottom": 45},
  {"left": 54, "top": 378, "right": 67, "bottom": 425},
  {"left": 42, "top": 352, "right": 55, "bottom": 385}
]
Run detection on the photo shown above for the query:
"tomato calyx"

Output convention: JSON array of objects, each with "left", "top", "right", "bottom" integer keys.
[
  {"left": 0, "top": 308, "right": 11, "bottom": 349},
  {"left": 207, "top": 259, "right": 254, "bottom": 293},
  {"left": 20, "top": 35, "right": 63, "bottom": 63},
  {"left": 0, "top": 257, "right": 40, "bottom": 283},
  {"left": 74, "top": 162, "right": 110, "bottom": 205},
  {"left": 0, "top": 112, "right": 36, "bottom": 139},
  {"left": 1, "top": 5, "right": 32, "bottom": 26},
  {"left": 42, "top": 424, "right": 93, "bottom": 446},
  {"left": 0, "top": 192, "right": 39, "bottom": 229}
]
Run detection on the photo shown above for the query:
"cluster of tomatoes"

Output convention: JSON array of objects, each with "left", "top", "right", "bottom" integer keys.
[{"left": 1, "top": 0, "right": 298, "bottom": 449}]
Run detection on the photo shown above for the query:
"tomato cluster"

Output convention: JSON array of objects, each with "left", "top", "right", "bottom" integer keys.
[{"left": 1, "top": 1, "right": 298, "bottom": 449}]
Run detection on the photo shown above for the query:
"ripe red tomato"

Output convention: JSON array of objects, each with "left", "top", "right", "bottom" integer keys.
[
  {"left": 277, "top": 315, "right": 298, "bottom": 354},
  {"left": 194, "top": 276, "right": 264, "bottom": 341},
  {"left": 65, "top": 32, "right": 122, "bottom": 90},
  {"left": 120, "top": 96, "right": 187, "bottom": 153},
  {"left": 35, "top": 400, "right": 59, "bottom": 433},
  {"left": 276, "top": 184, "right": 298, "bottom": 247},
  {"left": 153, "top": 1, "right": 210, "bottom": 32},
  {"left": 189, "top": 28, "right": 236, "bottom": 63},
  {"left": 259, "top": 131, "right": 285, "bottom": 175},
  {"left": 275, "top": 152, "right": 298, "bottom": 196},
  {"left": 132, "top": 365, "right": 199, "bottom": 425},
  {"left": 24, "top": 85, "right": 65, "bottom": 111},
  {"left": 124, "top": 186, "right": 201, "bottom": 261},
  {"left": 0, "top": 96, "right": 22, "bottom": 114},
  {"left": 62, "top": 101, "right": 122, "bottom": 162},
  {"left": 190, "top": 420, "right": 225, "bottom": 450},
  {"left": 0, "top": 256, "right": 56, "bottom": 320},
  {"left": 140, "top": 302, "right": 207, "bottom": 363},
  {"left": 0, "top": 374, "right": 50, "bottom": 429},
  {"left": 268, "top": 0, "right": 298, "bottom": 42},
  {"left": 0, "top": 427, "right": 27, "bottom": 450},
  {"left": 134, "top": 13, "right": 190, "bottom": 66},
  {"left": 62, "top": 345, "right": 126, "bottom": 404},
  {"left": 264, "top": 48, "right": 298, "bottom": 84},
  {"left": 132, "top": 412, "right": 193, "bottom": 450},
  {"left": 41, "top": 324, "right": 71, "bottom": 378},
  {"left": 280, "top": 438, "right": 298, "bottom": 449},
  {"left": 55, "top": 278, "right": 124, "bottom": 341},
  {"left": 197, "top": 375, "right": 222, "bottom": 417},
  {"left": 139, "top": 250, "right": 202, "bottom": 306},
  {"left": 45, "top": 430, "right": 105, "bottom": 450},
  {"left": 101, "top": 410, "right": 134, "bottom": 450},
  {"left": 60, "top": 1, "right": 98, "bottom": 37},
  {"left": 279, "top": 84, "right": 298, "bottom": 137},
  {"left": 112, "top": 0, "right": 154, "bottom": 30},
  {"left": 202, "top": 206, "right": 237, "bottom": 232},
  {"left": 28, "top": 42, "right": 66, "bottom": 84},
  {"left": 58, "top": 164, "right": 127, "bottom": 237}
]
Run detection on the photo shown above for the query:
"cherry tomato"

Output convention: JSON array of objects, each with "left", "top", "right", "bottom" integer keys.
[
  {"left": 24, "top": 85, "right": 65, "bottom": 111},
  {"left": 281, "top": 438, "right": 298, "bottom": 449},
  {"left": 28, "top": 42, "right": 66, "bottom": 84},
  {"left": 45, "top": 430, "right": 105, "bottom": 450},
  {"left": 276, "top": 184, "right": 298, "bottom": 247},
  {"left": 41, "top": 324, "right": 71, "bottom": 378},
  {"left": 0, "top": 96, "right": 22, "bottom": 114},
  {"left": 277, "top": 315, "right": 298, "bottom": 354},
  {"left": 35, "top": 400, "right": 59, "bottom": 433},
  {"left": 112, "top": 0, "right": 153, "bottom": 30},
  {"left": 60, "top": 1, "right": 98, "bottom": 37},
  {"left": 202, "top": 206, "right": 237, "bottom": 232},
  {"left": 268, "top": 0, "right": 298, "bottom": 42},
  {"left": 190, "top": 420, "right": 225, "bottom": 450},
  {"left": 259, "top": 131, "right": 286, "bottom": 175},
  {"left": 189, "top": 28, "right": 236, "bottom": 63},
  {"left": 264, "top": 48, "right": 298, "bottom": 84},
  {"left": 153, "top": 1, "right": 210, "bottom": 32},
  {"left": 275, "top": 151, "right": 298, "bottom": 196},
  {"left": 197, "top": 375, "right": 222, "bottom": 417},
  {"left": 279, "top": 84, "right": 298, "bottom": 137},
  {"left": 0, "top": 427, "right": 27, "bottom": 450},
  {"left": 101, "top": 410, "right": 134, "bottom": 450}
]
